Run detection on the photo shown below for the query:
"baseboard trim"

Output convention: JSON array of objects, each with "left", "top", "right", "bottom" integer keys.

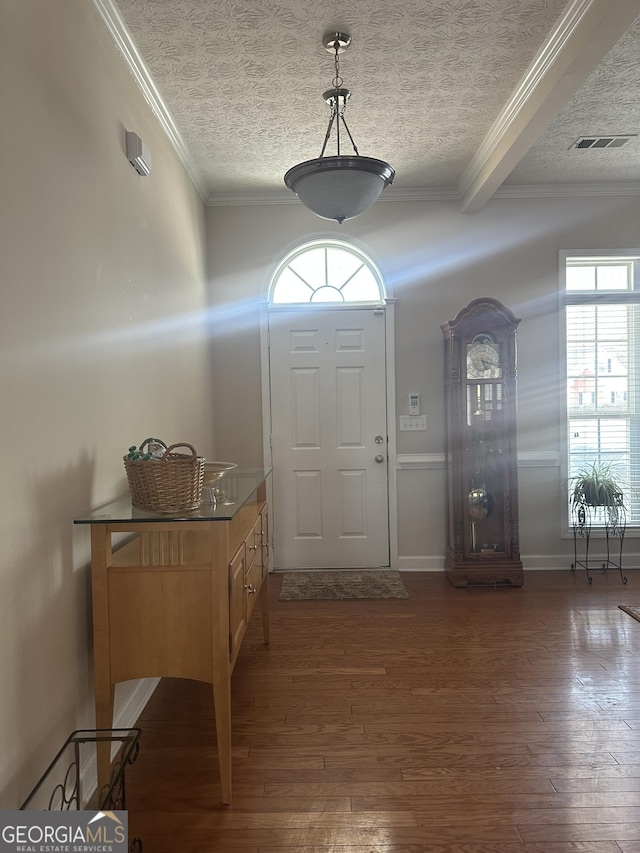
[
  {"left": 78, "top": 677, "right": 160, "bottom": 807},
  {"left": 113, "top": 677, "right": 160, "bottom": 728},
  {"left": 397, "top": 554, "right": 636, "bottom": 572},
  {"left": 398, "top": 556, "right": 445, "bottom": 571}
]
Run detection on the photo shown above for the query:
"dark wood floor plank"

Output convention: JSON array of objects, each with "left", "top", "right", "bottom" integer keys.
[
  {"left": 517, "top": 820, "right": 640, "bottom": 843},
  {"left": 263, "top": 778, "right": 557, "bottom": 797},
  {"left": 257, "top": 845, "right": 622, "bottom": 853},
  {"left": 126, "top": 570, "right": 640, "bottom": 851}
]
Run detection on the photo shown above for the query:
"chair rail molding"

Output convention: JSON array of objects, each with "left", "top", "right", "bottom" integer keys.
[{"left": 397, "top": 452, "right": 560, "bottom": 470}]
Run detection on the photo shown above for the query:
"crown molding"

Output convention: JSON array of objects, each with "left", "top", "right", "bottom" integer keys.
[
  {"left": 206, "top": 181, "right": 640, "bottom": 208},
  {"left": 91, "top": 0, "right": 209, "bottom": 202},
  {"left": 205, "top": 186, "right": 462, "bottom": 207},
  {"left": 207, "top": 190, "right": 297, "bottom": 207},
  {"left": 496, "top": 182, "right": 640, "bottom": 198}
]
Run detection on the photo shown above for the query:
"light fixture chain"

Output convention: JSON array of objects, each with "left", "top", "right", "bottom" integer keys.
[
  {"left": 333, "top": 42, "right": 341, "bottom": 156},
  {"left": 332, "top": 40, "right": 357, "bottom": 156},
  {"left": 319, "top": 108, "right": 337, "bottom": 158},
  {"left": 332, "top": 40, "right": 343, "bottom": 89},
  {"left": 340, "top": 114, "right": 360, "bottom": 156}
]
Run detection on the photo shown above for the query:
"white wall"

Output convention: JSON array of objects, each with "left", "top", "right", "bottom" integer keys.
[
  {"left": 206, "top": 194, "right": 640, "bottom": 570},
  {"left": 0, "top": 1, "right": 212, "bottom": 805}
]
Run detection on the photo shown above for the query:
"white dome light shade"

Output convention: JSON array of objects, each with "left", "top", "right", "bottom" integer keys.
[{"left": 285, "top": 156, "right": 395, "bottom": 224}]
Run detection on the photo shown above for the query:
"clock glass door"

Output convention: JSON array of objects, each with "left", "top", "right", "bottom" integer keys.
[{"left": 466, "top": 381, "right": 505, "bottom": 555}]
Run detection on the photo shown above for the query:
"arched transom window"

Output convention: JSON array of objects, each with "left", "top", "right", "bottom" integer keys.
[{"left": 270, "top": 239, "right": 386, "bottom": 305}]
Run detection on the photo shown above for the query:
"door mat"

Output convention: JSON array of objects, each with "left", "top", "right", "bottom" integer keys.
[
  {"left": 279, "top": 570, "right": 409, "bottom": 601},
  {"left": 619, "top": 604, "right": 640, "bottom": 622}
]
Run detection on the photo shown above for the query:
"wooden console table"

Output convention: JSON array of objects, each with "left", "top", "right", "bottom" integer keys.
[{"left": 74, "top": 467, "right": 271, "bottom": 805}]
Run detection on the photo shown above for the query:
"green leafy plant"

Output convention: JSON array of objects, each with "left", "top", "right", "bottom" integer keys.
[{"left": 568, "top": 460, "right": 626, "bottom": 523}]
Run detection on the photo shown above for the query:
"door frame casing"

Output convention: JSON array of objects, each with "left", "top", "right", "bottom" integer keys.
[{"left": 260, "top": 301, "right": 398, "bottom": 571}]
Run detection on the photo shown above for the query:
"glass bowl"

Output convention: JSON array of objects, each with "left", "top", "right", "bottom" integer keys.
[{"left": 202, "top": 462, "right": 238, "bottom": 505}]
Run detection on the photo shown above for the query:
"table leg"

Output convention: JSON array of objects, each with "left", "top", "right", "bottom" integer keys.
[
  {"left": 260, "top": 573, "right": 270, "bottom": 645},
  {"left": 90, "top": 524, "right": 116, "bottom": 789},
  {"left": 95, "top": 683, "right": 115, "bottom": 800},
  {"left": 211, "top": 671, "right": 232, "bottom": 805}
]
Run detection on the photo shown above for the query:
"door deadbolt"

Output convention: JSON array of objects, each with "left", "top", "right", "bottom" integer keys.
[{"left": 375, "top": 435, "right": 384, "bottom": 444}]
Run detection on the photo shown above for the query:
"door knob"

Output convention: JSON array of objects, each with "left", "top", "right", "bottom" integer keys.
[{"left": 375, "top": 454, "right": 385, "bottom": 463}]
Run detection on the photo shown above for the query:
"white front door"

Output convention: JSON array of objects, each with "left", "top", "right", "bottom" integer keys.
[{"left": 268, "top": 307, "right": 390, "bottom": 569}]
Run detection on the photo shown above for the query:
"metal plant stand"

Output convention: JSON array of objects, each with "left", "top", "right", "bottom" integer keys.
[
  {"left": 20, "top": 728, "right": 142, "bottom": 851},
  {"left": 571, "top": 504, "right": 627, "bottom": 584}
]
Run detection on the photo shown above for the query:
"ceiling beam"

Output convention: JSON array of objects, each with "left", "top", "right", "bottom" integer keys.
[{"left": 459, "top": 0, "right": 640, "bottom": 213}]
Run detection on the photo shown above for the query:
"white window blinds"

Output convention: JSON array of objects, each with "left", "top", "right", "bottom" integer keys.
[{"left": 565, "top": 257, "right": 640, "bottom": 525}]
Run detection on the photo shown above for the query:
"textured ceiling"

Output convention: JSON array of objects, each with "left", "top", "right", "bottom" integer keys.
[
  {"left": 507, "top": 14, "right": 640, "bottom": 185},
  {"left": 109, "top": 0, "right": 640, "bottom": 207}
]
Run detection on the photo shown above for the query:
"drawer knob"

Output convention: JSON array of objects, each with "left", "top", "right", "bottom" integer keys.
[
  {"left": 244, "top": 584, "right": 257, "bottom": 594},
  {"left": 248, "top": 544, "right": 258, "bottom": 551}
]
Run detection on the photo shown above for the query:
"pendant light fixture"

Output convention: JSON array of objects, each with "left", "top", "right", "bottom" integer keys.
[{"left": 284, "top": 32, "right": 395, "bottom": 225}]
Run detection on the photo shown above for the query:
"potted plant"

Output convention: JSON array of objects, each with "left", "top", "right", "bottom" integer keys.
[{"left": 569, "top": 460, "right": 626, "bottom": 526}]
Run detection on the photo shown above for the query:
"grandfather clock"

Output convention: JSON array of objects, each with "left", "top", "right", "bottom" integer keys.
[{"left": 441, "top": 298, "right": 523, "bottom": 587}]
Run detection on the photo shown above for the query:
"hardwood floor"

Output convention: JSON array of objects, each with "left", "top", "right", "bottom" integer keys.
[{"left": 126, "top": 570, "right": 640, "bottom": 852}]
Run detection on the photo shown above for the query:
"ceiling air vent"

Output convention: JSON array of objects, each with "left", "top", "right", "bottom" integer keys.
[{"left": 571, "top": 135, "right": 636, "bottom": 150}]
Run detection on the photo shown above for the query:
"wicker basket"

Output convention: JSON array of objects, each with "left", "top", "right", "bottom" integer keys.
[{"left": 124, "top": 439, "right": 205, "bottom": 513}]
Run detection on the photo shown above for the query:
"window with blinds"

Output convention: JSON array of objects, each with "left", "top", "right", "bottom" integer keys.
[{"left": 564, "top": 255, "right": 640, "bottom": 525}]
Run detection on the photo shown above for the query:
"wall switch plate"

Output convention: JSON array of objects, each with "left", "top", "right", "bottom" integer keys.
[{"left": 399, "top": 415, "right": 427, "bottom": 431}]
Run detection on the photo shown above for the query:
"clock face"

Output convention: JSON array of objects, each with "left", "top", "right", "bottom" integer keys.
[{"left": 466, "top": 338, "right": 502, "bottom": 379}]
